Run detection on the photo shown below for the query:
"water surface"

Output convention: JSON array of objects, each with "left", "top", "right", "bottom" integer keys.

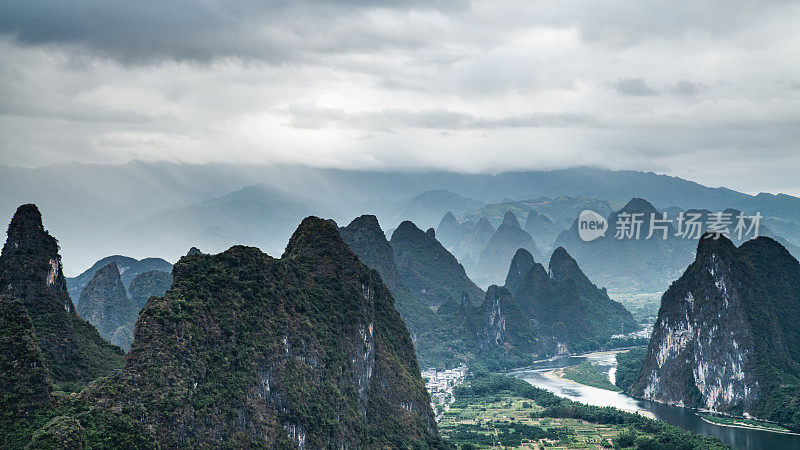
[{"left": 508, "top": 354, "right": 800, "bottom": 450}]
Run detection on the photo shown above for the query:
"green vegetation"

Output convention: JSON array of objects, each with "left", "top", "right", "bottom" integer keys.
[
  {"left": 128, "top": 269, "right": 173, "bottom": 311},
  {"left": 698, "top": 413, "right": 794, "bottom": 433},
  {"left": 390, "top": 220, "right": 485, "bottom": 308},
  {"left": 0, "top": 204, "right": 124, "bottom": 385},
  {"left": 1, "top": 216, "right": 449, "bottom": 448},
  {"left": 561, "top": 361, "right": 621, "bottom": 392},
  {"left": 440, "top": 373, "right": 729, "bottom": 449},
  {"left": 615, "top": 348, "right": 647, "bottom": 392},
  {"left": 631, "top": 235, "right": 800, "bottom": 432},
  {"left": 510, "top": 248, "right": 640, "bottom": 354}
]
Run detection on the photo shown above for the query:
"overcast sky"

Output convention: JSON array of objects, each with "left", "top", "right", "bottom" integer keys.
[{"left": 1, "top": 0, "right": 799, "bottom": 195}]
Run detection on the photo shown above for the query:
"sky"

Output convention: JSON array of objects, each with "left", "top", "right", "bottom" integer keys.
[{"left": 1, "top": 0, "right": 799, "bottom": 195}]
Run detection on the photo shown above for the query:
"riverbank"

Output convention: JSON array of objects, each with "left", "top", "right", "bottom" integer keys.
[
  {"left": 697, "top": 414, "right": 800, "bottom": 436},
  {"left": 541, "top": 369, "right": 657, "bottom": 419}
]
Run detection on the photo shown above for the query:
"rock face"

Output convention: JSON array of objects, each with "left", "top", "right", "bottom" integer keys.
[
  {"left": 106, "top": 217, "right": 438, "bottom": 448},
  {"left": 0, "top": 205, "right": 124, "bottom": 383},
  {"left": 473, "top": 211, "right": 543, "bottom": 288},
  {"left": 77, "top": 262, "right": 138, "bottom": 351},
  {"left": 128, "top": 270, "right": 173, "bottom": 311},
  {"left": 554, "top": 197, "right": 694, "bottom": 293},
  {"left": 390, "top": 220, "right": 484, "bottom": 308},
  {"left": 339, "top": 215, "right": 450, "bottom": 366},
  {"left": 67, "top": 255, "right": 172, "bottom": 306},
  {"left": 507, "top": 247, "right": 638, "bottom": 352},
  {"left": 437, "top": 285, "right": 543, "bottom": 370},
  {"left": 632, "top": 234, "right": 800, "bottom": 427}
]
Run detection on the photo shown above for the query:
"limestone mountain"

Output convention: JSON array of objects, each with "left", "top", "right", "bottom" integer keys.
[
  {"left": 66, "top": 255, "right": 171, "bottom": 306},
  {"left": 390, "top": 221, "right": 484, "bottom": 308},
  {"left": 72, "top": 217, "right": 441, "bottom": 448},
  {"left": 631, "top": 233, "right": 800, "bottom": 430},
  {"left": 435, "top": 211, "right": 465, "bottom": 250},
  {"left": 524, "top": 211, "right": 560, "bottom": 254},
  {"left": 77, "top": 262, "right": 138, "bottom": 351},
  {"left": 436, "top": 214, "right": 496, "bottom": 270},
  {"left": 473, "top": 211, "right": 544, "bottom": 288},
  {"left": 503, "top": 248, "right": 536, "bottom": 294},
  {"left": 128, "top": 269, "right": 173, "bottom": 311},
  {"left": 437, "top": 285, "right": 544, "bottom": 370},
  {"left": 0, "top": 204, "right": 124, "bottom": 384},
  {"left": 554, "top": 197, "right": 695, "bottom": 293},
  {"left": 508, "top": 247, "right": 638, "bottom": 352},
  {"left": 339, "top": 215, "right": 452, "bottom": 366}
]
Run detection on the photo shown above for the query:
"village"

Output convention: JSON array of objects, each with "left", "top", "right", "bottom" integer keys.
[{"left": 421, "top": 365, "right": 468, "bottom": 418}]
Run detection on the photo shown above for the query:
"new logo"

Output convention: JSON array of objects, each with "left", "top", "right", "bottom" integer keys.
[{"left": 578, "top": 210, "right": 607, "bottom": 241}]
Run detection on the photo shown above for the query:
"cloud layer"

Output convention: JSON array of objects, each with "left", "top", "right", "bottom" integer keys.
[{"left": 0, "top": 0, "right": 799, "bottom": 194}]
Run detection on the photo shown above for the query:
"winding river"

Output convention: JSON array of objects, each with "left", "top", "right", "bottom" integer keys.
[{"left": 508, "top": 353, "right": 800, "bottom": 450}]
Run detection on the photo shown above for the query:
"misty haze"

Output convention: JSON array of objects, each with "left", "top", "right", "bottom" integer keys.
[{"left": 1, "top": 1, "right": 799, "bottom": 449}]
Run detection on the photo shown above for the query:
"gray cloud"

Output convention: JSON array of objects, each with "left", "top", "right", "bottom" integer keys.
[
  {"left": 286, "top": 106, "right": 597, "bottom": 131},
  {"left": 0, "top": 0, "right": 799, "bottom": 196},
  {"left": 664, "top": 80, "right": 707, "bottom": 97},
  {"left": 0, "top": 0, "right": 466, "bottom": 64},
  {"left": 610, "top": 77, "right": 659, "bottom": 96}
]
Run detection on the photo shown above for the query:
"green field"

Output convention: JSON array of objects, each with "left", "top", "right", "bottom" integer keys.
[
  {"left": 437, "top": 373, "right": 730, "bottom": 449},
  {"left": 560, "top": 362, "right": 621, "bottom": 392},
  {"left": 439, "top": 388, "right": 630, "bottom": 448}
]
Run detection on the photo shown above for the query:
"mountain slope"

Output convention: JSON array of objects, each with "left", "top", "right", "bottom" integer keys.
[
  {"left": 437, "top": 286, "right": 544, "bottom": 370},
  {"left": 339, "top": 215, "right": 453, "bottom": 366},
  {"left": 0, "top": 297, "right": 53, "bottom": 423},
  {"left": 80, "top": 217, "right": 441, "bottom": 447},
  {"left": 510, "top": 247, "right": 638, "bottom": 352},
  {"left": 390, "top": 221, "right": 484, "bottom": 308},
  {"left": 554, "top": 198, "right": 695, "bottom": 293},
  {"left": 128, "top": 270, "right": 173, "bottom": 311},
  {"left": 473, "top": 211, "right": 543, "bottom": 288},
  {"left": 77, "top": 262, "right": 138, "bottom": 351},
  {"left": 0, "top": 205, "right": 124, "bottom": 384},
  {"left": 632, "top": 234, "right": 800, "bottom": 430},
  {"left": 67, "top": 255, "right": 171, "bottom": 305},
  {"left": 394, "top": 190, "right": 484, "bottom": 230}
]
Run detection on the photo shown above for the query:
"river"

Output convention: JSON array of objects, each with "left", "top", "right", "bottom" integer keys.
[{"left": 507, "top": 353, "right": 800, "bottom": 450}]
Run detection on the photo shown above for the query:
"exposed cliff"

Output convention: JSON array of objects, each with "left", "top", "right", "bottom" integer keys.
[
  {"left": 437, "top": 285, "right": 544, "bottom": 371},
  {"left": 632, "top": 234, "right": 800, "bottom": 429},
  {"left": 340, "top": 215, "right": 459, "bottom": 367},
  {"left": 0, "top": 204, "right": 124, "bottom": 383}
]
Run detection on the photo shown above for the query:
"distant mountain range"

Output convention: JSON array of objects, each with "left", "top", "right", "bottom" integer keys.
[
  {"left": 67, "top": 255, "right": 171, "bottom": 305},
  {"left": 4, "top": 162, "right": 800, "bottom": 278}
]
